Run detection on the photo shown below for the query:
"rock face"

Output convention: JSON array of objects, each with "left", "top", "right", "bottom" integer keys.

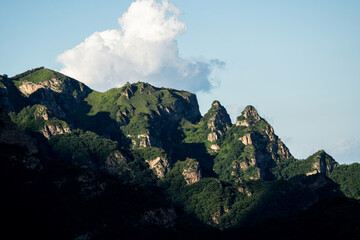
[
  {"left": 13, "top": 68, "right": 90, "bottom": 119},
  {"left": 236, "top": 105, "right": 261, "bottom": 127},
  {"left": 104, "top": 151, "right": 130, "bottom": 177},
  {"left": 306, "top": 150, "right": 339, "bottom": 176},
  {"left": 146, "top": 156, "right": 170, "bottom": 179},
  {"left": 239, "top": 133, "right": 253, "bottom": 145},
  {"left": 18, "top": 78, "right": 64, "bottom": 96},
  {"left": 8, "top": 104, "right": 71, "bottom": 140},
  {"left": 205, "top": 101, "right": 232, "bottom": 143},
  {"left": 215, "top": 105, "right": 293, "bottom": 181},
  {"left": 120, "top": 82, "right": 202, "bottom": 149},
  {"left": 181, "top": 158, "right": 202, "bottom": 185},
  {"left": 127, "top": 133, "right": 153, "bottom": 148},
  {"left": 238, "top": 106, "right": 291, "bottom": 180},
  {"left": 0, "top": 107, "right": 37, "bottom": 154},
  {"left": 41, "top": 123, "right": 71, "bottom": 139}
]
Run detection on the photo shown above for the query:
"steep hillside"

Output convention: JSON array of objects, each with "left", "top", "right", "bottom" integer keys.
[
  {"left": 1, "top": 67, "right": 359, "bottom": 238},
  {"left": 213, "top": 105, "right": 293, "bottom": 181},
  {"left": 2, "top": 68, "right": 201, "bottom": 148},
  {"left": 271, "top": 150, "right": 339, "bottom": 180}
]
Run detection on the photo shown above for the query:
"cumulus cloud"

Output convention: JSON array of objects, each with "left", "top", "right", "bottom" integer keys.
[{"left": 57, "top": 0, "right": 224, "bottom": 92}]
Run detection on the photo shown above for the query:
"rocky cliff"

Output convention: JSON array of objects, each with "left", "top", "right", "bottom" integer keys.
[
  {"left": 119, "top": 82, "right": 201, "bottom": 149},
  {"left": 146, "top": 156, "right": 170, "bottom": 179},
  {"left": 306, "top": 150, "right": 339, "bottom": 176},
  {"left": 181, "top": 158, "right": 202, "bottom": 185},
  {"left": 214, "top": 105, "right": 293, "bottom": 181},
  {"left": 205, "top": 101, "right": 232, "bottom": 142}
]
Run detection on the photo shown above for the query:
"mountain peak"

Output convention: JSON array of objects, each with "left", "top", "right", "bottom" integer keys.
[
  {"left": 204, "top": 100, "right": 232, "bottom": 143},
  {"left": 306, "top": 150, "right": 339, "bottom": 175},
  {"left": 242, "top": 105, "right": 260, "bottom": 122},
  {"left": 211, "top": 100, "right": 221, "bottom": 107},
  {"left": 12, "top": 67, "right": 65, "bottom": 84},
  {"left": 9, "top": 67, "right": 91, "bottom": 98},
  {"left": 236, "top": 105, "right": 261, "bottom": 127}
]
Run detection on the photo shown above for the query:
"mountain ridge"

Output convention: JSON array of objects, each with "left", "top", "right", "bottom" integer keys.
[
  {"left": 0, "top": 67, "right": 341, "bottom": 182},
  {"left": 0, "top": 67, "right": 359, "bottom": 239}
]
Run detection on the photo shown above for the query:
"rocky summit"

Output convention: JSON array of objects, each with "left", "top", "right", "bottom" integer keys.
[{"left": 0, "top": 67, "right": 359, "bottom": 239}]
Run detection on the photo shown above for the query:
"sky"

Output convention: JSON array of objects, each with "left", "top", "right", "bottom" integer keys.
[{"left": 1, "top": 0, "right": 359, "bottom": 164}]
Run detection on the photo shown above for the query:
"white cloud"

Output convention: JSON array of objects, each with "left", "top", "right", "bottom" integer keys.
[{"left": 57, "top": 0, "right": 223, "bottom": 92}]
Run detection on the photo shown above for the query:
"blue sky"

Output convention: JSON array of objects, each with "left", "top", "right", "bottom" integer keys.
[{"left": 1, "top": 0, "right": 359, "bottom": 164}]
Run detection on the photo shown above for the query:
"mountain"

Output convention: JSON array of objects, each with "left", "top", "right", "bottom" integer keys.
[
  {"left": 0, "top": 67, "right": 359, "bottom": 239},
  {"left": 213, "top": 105, "right": 293, "bottom": 181}
]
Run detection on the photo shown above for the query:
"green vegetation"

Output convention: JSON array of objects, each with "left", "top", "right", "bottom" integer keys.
[
  {"left": 85, "top": 82, "right": 191, "bottom": 121},
  {"left": 134, "top": 147, "right": 167, "bottom": 160},
  {"left": 49, "top": 129, "right": 157, "bottom": 186},
  {"left": 9, "top": 104, "right": 69, "bottom": 133},
  {"left": 82, "top": 81, "right": 195, "bottom": 139},
  {"left": 213, "top": 139, "right": 245, "bottom": 182},
  {"left": 11, "top": 67, "right": 45, "bottom": 80},
  {"left": 329, "top": 163, "right": 360, "bottom": 199},
  {"left": 49, "top": 129, "right": 118, "bottom": 166},
  {"left": 213, "top": 122, "right": 262, "bottom": 182},
  {"left": 3, "top": 67, "right": 359, "bottom": 236},
  {"left": 13, "top": 68, "right": 67, "bottom": 85},
  {"left": 180, "top": 119, "right": 210, "bottom": 145},
  {"left": 122, "top": 112, "right": 150, "bottom": 136},
  {"left": 270, "top": 158, "right": 314, "bottom": 179},
  {"left": 271, "top": 150, "right": 337, "bottom": 180},
  {"left": 161, "top": 161, "right": 238, "bottom": 228}
]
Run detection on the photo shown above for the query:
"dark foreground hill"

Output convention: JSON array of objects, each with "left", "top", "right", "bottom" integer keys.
[{"left": 0, "top": 68, "right": 359, "bottom": 239}]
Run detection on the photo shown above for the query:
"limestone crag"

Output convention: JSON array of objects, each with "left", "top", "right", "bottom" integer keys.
[
  {"left": 104, "top": 151, "right": 130, "bottom": 177},
  {"left": 10, "top": 104, "right": 71, "bottom": 139},
  {"left": 117, "top": 82, "right": 202, "bottom": 149},
  {"left": 306, "top": 150, "right": 339, "bottom": 176},
  {"left": 181, "top": 158, "right": 202, "bottom": 185},
  {"left": 239, "top": 133, "right": 253, "bottom": 145},
  {"left": 18, "top": 79, "right": 64, "bottom": 96},
  {"left": 236, "top": 105, "right": 261, "bottom": 127},
  {"left": 127, "top": 133, "right": 153, "bottom": 148},
  {"left": 261, "top": 125, "right": 292, "bottom": 159},
  {"left": 41, "top": 123, "right": 71, "bottom": 139},
  {"left": 205, "top": 101, "right": 232, "bottom": 143},
  {"left": 228, "top": 105, "right": 293, "bottom": 180},
  {"left": 146, "top": 156, "right": 170, "bottom": 179},
  {"left": 210, "top": 144, "right": 220, "bottom": 151},
  {"left": 15, "top": 70, "right": 91, "bottom": 119}
]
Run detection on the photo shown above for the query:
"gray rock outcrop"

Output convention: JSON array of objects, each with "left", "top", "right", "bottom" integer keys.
[
  {"left": 181, "top": 158, "right": 202, "bottom": 185},
  {"left": 205, "top": 100, "right": 232, "bottom": 143}
]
